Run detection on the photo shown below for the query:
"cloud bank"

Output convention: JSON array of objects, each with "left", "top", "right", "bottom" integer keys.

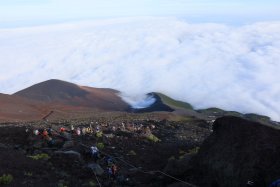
[{"left": 0, "top": 17, "right": 279, "bottom": 120}]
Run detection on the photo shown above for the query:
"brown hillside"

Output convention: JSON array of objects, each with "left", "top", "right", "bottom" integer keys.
[
  {"left": 14, "top": 79, "right": 130, "bottom": 111},
  {"left": 0, "top": 93, "right": 49, "bottom": 122}
]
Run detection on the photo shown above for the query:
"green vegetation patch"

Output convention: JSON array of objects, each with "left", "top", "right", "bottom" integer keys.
[
  {"left": 88, "top": 180, "right": 97, "bottom": 187},
  {"left": 24, "top": 171, "right": 33, "bottom": 177},
  {"left": 168, "top": 156, "right": 175, "bottom": 161},
  {"left": 197, "top": 107, "right": 225, "bottom": 114},
  {"left": 95, "top": 132, "right": 103, "bottom": 138},
  {"left": 156, "top": 93, "right": 193, "bottom": 110},
  {"left": 127, "top": 150, "right": 137, "bottom": 156},
  {"left": 96, "top": 142, "right": 105, "bottom": 150},
  {"left": 244, "top": 113, "right": 270, "bottom": 122},
  {"left": 28, "top": 153, "right": 50, "bottom": 160},
  {"left": 57, "top": 179, "right": 68, "bottom": 187},
  {"left": 146, "top": 134, "right": 161, "bottom": 143},
  {"left": 0, "top": 174, "right": 13, "bottom": 185},
  {"left": 188, "top": 147, "right": 200, "bottom": 155}
]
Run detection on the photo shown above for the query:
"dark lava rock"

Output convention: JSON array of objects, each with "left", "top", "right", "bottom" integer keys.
[
  {"left": 0, "top": 147, "right": 58, "bottom": 186},
  {"left": 189, "top": 116, "right": 280, "bottom": 187},
  {"left": 168, "top": 182, "right": 196, "bottom": 187},
  {"left": 163, "top": 154, "right": 193, "bottom": 176},
  {"left": 86, "top": 163, "right": 104, "bottom": 176},
  {"left": 51, "top": 150, "right": 84, "bottom": 170}
]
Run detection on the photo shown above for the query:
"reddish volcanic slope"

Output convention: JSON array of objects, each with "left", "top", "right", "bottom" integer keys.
[
  {"left": 14, "top": 79, "right": 88, "bottom": 102},
  {"left": 0, "top": 93, "right": 49, "bottom": 122},
  {"left": 14, "top": 79, "right": 130, "bottom": 111},
  {"left": 0, "top": 79, "right": 131, "bottom": 122}
]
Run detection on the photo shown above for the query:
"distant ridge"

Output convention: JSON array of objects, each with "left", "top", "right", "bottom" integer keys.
[
  {"left": 155, "top": 92, "right": 193, "bottom": 110},
  {"left": 14, "top": 79, "right": 130, "bottom": 111},
  {"left": 0, "top": 79, "right": 277, "bottom": 124},
  {"left": 14, "top": 79, "right": 89, "bottom": 102},
  {"left": 13, "top": 79, "right": 177, "bottom": 114},
  {"left": 131, "top": 93, "right": 174, "bottom": 113}
]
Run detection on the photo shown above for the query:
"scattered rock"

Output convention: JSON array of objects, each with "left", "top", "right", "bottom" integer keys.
[
  {"left": 51, "top": 150, "right": 84, "bottom": 169},
  {"left": 103, "top": 133, "right": 115, "bottom": 138},
  {"left": 33, "top": 141, "right": 44, "bottom": 149},
  {"left": 0, "top": 143, "right": 8, "bottom": 149},
  {"left": 163, "top": 154, "right": 192, "bottom": 176},
  {"left": 87, "top": 163, "right": 104, "bottom": 176},
  {"left": 62, "top": 140, "right": 74, "bottom": 148},
  {"left": 168, "top": 182, "right": 196, "bottom": 187}
]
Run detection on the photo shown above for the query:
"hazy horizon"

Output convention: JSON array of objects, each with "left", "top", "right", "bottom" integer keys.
[{"left": 0, "top": 0, "right": 280, "bottom": 27}]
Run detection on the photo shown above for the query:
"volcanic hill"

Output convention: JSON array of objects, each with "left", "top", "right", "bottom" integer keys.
[{"left": 14, "top": 79, "right": 130, "bottom": 111}]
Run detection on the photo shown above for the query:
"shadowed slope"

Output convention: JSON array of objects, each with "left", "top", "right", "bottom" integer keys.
[
  {"left": 132, "top": 93, "right": 174, "bottom": 113},
  {"left": 189, "top": 116, "right": 280, "bottom": 187}
]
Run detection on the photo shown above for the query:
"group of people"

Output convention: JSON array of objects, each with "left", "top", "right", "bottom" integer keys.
[
  {"left": 31, "top": 123, "right": 120, "bottom": 180},
  {"left": 31, "top": 123, "right": 102, "bottom": 145},
  {"left": 33, "top": 123, "right": 119, "bottom": 178},
  {"left": 33, "top": 128, "right": 56, "bottom": 146},
  {"left": 90, "top": 146, "right": 118, "bottom": 179},
  {"left": 105, "top": 156, "right": 118, "bottom": 179}
]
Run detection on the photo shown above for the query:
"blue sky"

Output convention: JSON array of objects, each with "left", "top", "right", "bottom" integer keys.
[{"left": 0, "top": 0, "right": 279, "bottom": 27}]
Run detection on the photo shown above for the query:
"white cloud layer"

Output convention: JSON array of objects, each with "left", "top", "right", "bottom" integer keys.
[{"left": 0, "top": 17, "right": 279, "bottom": 121}]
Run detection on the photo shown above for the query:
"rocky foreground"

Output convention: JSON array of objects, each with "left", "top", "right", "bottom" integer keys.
[
  {"left": 188, "top": 116, "right": 280, "bottom": 187},
  {"left": 0, "top": 114, "right": 210, "bottom": 187},
  {"left": 0, "top": 115, "right": 279, "bottom": 187}
]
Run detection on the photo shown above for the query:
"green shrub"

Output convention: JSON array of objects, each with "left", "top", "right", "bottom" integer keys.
[
  {"left": 188, "top": 147, "right": 200, "bottom": 154},
  {"left": 179, "top": 155, "right": 186, "bottom": 160},
  {"left": 88, "top": 180, "right": 96, "bottom": 187},
  {"left": 146, "top": 134, "right": 160, "bottom": 143},
  {"left": 57, "top": 183, "right": 67, "bottom": 187},
  {"left": 96, "top": 142, "right": 105, "bottom": 150},
  {"left": 95, "top": 132, "right": 103, "bottom": 138},
  {"left": 179, "top": 150, "right": 186, "bottom": 155},
  {"left": 168, "top": 156, "right": 175, "bottom": 161},
  {"left": 128, "top": 150, "right": 137, "bottom": 156},
  {"left": 0, "top": 174, "right": 13, "bottom": 185},
  {"left": 28, "top": 153, "right": 50, "bottom": 160},
  {"left": 57, "top": 180, "right": 68, "bottom": 187},
  {"left": 24, "top": 172, "right": 33, "bottom": 177}
]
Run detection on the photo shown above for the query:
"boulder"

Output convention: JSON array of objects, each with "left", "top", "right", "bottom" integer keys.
[
  {"left": 163, "top": 154, "right": 192, "bottom": 176},
  {"left": 51, "top": 150, "right": 83, "bottom": 169},
  {"left": 190, "top": 116, "right": 280, "bottom": 187},
  {"left": 63, "top": 140, "right": 74, "bottom": 148},
  {"left": 0, "top": 143, "right": 8, "bottom": 149},
  {"left": 87, "top": 163, "right": 104, "bottom": 176}
]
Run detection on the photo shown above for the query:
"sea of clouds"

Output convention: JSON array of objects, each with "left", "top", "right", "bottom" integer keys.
[{"left": 0, "top": 17, "right": 279, "bottom": 120}]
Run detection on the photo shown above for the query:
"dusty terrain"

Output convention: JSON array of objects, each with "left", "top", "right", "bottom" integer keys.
[{"left": 0, "top": 113, "right": 210, "bottom": 187}]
